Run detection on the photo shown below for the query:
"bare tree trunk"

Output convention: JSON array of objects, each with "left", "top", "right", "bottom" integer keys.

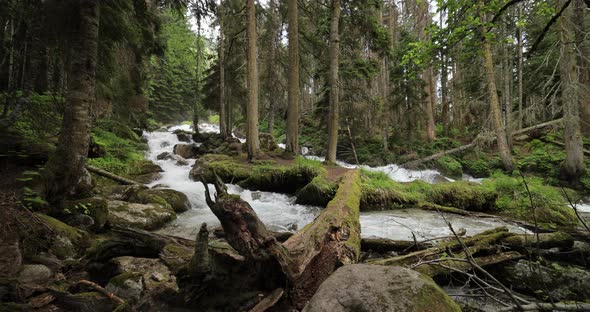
[
  {"left": 193, "top": 20, "right": 202, "bottom": 136},
  {"left": 558, "top": 0, "right": 585, "bottom": 181},
  {"left": 44, "top": 0, "right": 99, "bottom": 201},
  {"left": 503, "top": 40, "right": 512, "bottom": 148},
  {"left": 326, "top": 0, "right": 341, "bottom": 163},
  {"left": 286, "top": 0, "right": 300, "bottom": 154},
  {"left": 517, "top": 3, "right": 524, "bottom": 129},
  {"left": 246, "top": 0, "right": 260, "bottom": 159},
  {"left": 574, "top": 0, "right": 590, "bottom": 135},
  {"left": 266, "top": 0, "right": 278, "bottom": 135},
  {"left": 219, "top": 5, "right": 228, "bottom": 138},
  {"left": 441, "top": 53, "right": 449, "bottom": 136},
  {"left": 480, "top": 9, "right": 513, "bottom": 171}
]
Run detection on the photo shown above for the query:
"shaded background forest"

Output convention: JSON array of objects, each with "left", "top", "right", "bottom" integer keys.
[{"left": 1, "top": 0, "right": 589, "bottom": 188}]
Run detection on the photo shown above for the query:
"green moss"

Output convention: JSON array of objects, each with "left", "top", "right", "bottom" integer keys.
[
  {"left": 0, "top": 303, "right": 31, "bottom": 312},
  {"left": 36, "top": 213, "right": 90, "bottom": 247},
  {"left": 426, "top": 181, "right": 497, "bottom": 212},
  {"left": 296, "top": 175, "right": 338, "bottom": 206},
  {"left": 137, "top": 189, "right": 190, "bottom": 213},
  {"left": 108, "top": 272, "right": 142, "bottom": 288},
  {"left": 436, "top": 156, "right": 463, "bottom": 178},
  {"left": 360, "top": 170, "right": 422, "bottom": 210},
  {"left": 64, "top": 197, "right": 109, "bottom": 229},
  {"left": 414, "top": 274, "right": 462, "bottom": 312},
  {"left": 482, "top": 173, "right": 577, "bottom": 226},
  {"left": 88, "top": 126, "right": 148, "bottom": 178}
]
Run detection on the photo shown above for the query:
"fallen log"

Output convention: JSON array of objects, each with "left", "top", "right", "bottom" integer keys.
[
  {"left": 86, "top": 164, "right": 141, "bottom": 185},
  {"left": 500, "top": 231, "right": 574, "bottom": 250},
  {"left": 414, "top": 251, "right": 523, "bottom": 278},
  {"left": 367, "top": 227, "right": 513, "bottom": 266},
  {"left": 403, "top": 118, "right": 563, "bottom": 168},
  {"left": 198, "top": 169, "right": 362, "bottom": 308},
  {"left": 361, "top": 237, "right": 429, "bottom": 253},
  {"left": 500, "top": 302, "right": 590, "bottom": 311}
]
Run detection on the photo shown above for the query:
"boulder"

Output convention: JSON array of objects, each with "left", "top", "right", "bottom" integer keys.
[
  {"left": 499, "top": 259, "right": 590, "bottom": 301},
  {"left": 63, "top": 197, "right": 109, "bottom": 230},
  {"left": 173, "top": 143, "right": 199, "bottom": 159},
  {"left": 111, "top": 257, "right": 176, "bottom": 292},
  {"left": 156, "top": 152, "right": 174, "bottom": 160},
  {"left": 107, "top": 200, "right": 176, "bottom": 231},
  {"left": 176, "top": 132, "right": 191, "bottom": 143},
  {"left": 176, "top": 158, "right": 189, "bottom": 166},
  {"left": 303, "top": 264, "right": 460, "bottom": 312},
  {"left": 128, "top": 160, "right": 163, "bottom": 184},
  {"left": 34, "top": 214, "right": 90, "bottom": 259},
  {"left": 135, "top": 188, "right": 191, "bottom": 213},
  {"left": 18, "top": 264, "right": 52, "bottom": 284},
  {"left": 106, "top": 272, "right": 144, "bottom": 301}
]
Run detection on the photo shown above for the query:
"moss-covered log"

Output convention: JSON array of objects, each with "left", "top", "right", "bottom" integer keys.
[
  {"left": 367, "top": 227, "right": 513, "bottom": 266},
  {"left": 414, "top": 251, "right": 524, "bottom": 278},
  {"left": 196, "top": 169, "right": 362, "bottom": 309},
  {"left": 361, "top": 238, "right": 429, "bottom": 253},
  {"left": 499, "top": 232, "right": 574, "bottom": 249}
]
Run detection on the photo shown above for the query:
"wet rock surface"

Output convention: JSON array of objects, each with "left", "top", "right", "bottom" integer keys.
[{"left": 106, "top": 200, "right": 176, "bottom": 231}]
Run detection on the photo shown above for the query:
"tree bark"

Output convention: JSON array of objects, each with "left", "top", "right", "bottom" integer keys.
[
  {"left": 219, "top": 4, "right": 228, "bottom": 138},
  {"left": 558, "top": 0, "right": 585, "bottom": 181},
  {"left": 326, "top": 0, "right": 341, "bottom": 163},
  {"left": 44, "top": 0, "right": 99, "bottom": 200},
  {"left": 574, "top": 0, "right": 590, "bottom": 135},
  {"left": 286, "top": 0, "right": 300, "bottom": 154},
  {"left": 517, "top": 3, "right": 524, "bottom": 129},
  {"left": 480, "top": 8, "right": 513, "bottom": 171},
  {"left": 246, "top": 0, "right": 260, "bottom": 160},
  {"left": 200, "top": 170, "right": 362, "bottom": 308}
]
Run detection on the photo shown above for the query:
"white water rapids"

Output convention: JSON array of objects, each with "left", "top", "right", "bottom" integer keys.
[{"left": 146, "top": 124, "right": 529, "bottom": 241}]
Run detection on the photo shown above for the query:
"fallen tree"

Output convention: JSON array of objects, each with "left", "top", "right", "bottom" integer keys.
[
  {"left": 403, "top": 118, "right": 563, "bottom": 168},
  {"left": 192, "top": 169, "right": 362, "bottom": 309},
  {"left": 86, "top": 165, "right": 141, "bottom": 186}
]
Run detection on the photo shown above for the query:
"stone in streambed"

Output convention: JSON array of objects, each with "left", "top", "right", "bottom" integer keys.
[
  {"left": 17, "top": 264, "right": 52, "bottom": 284},
  {"left": 106, "top": 200, "right": 176, "bottom": 231},
  {"left": 303, "top": 264, "right": 460, "bottom": 312},
  {"left": 173, "top": 143, "right": 199, "bottom": 159},
  {"left": 106, "top": 272, "right": 144, "bottom": 301}
]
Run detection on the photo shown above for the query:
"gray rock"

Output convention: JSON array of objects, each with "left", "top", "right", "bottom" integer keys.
[
  {"left": 303, "top": 264, "right": 460, "bottom": 312},
  {"left": 57, "top": 292, "right": 113, "bottom": 312},
  {"left": 65, "top": 214, "right": 95, "bottom": 229},
  {"left": 107, "top": 200, "right": 176, "bottom": 231},
  {"left": 176, "top": 158, "right": 189, "bottom": 166},
  {"left": 160, "top": 141, "right": 171, "bottom": 147},
  {"left": 106, "top": 272, "right": 144, "bottom": 301},
  {"left": 501, "top": 259, "right": 590, "bottom": 301},
  {"left": 50, "top": 236, "right": 76, "bottom": 259},
  {"left": 18, "top": 264, "right": 52, "bottom": 284},
  {"left": 173, "top": 143, "right": 198, "bottom": 159},
  {"left": 157, "top": 152, "right": 173, "bottom": 160},
  {"left": 176, "top": 132, "right": 191, "bottom": 142}
]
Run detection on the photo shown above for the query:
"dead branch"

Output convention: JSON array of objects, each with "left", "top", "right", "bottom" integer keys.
[
  {"left": 77, "top": 279, "right": 125, "bottom": 306},
  {"left": 86, "top": 164, "right": 142, "bottom": 185}
]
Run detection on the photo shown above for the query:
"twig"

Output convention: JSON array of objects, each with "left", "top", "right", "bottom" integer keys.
[{"left": 77, "top": 279, "right": 125, "bottom": 306}]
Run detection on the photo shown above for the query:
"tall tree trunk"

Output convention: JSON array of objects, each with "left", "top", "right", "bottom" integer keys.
[
  {"left": 193, "top": 20, "right": 202, "bottom": 136},
  {"left": 574, "top": 0, "right": 590, "bottom": 135},
  {"left": 517, "top": 3, "right": 524, "bottom": 129},
  {"left": 286, "top": 0, "right": 300, "bottom": 154},
  {"left": 326, "top": 0, "right": 341, "bottom": 163},
  {"left": 558, "top": 0, "right": 585, "bottom": 181},
  {"left": 424, "top": 68, "right": 436, "bottom": 141},
  {"left": 45, "top": 1, "right": 99, "bottom": 200},
  {"left": 503, "top": 40, "right": 512, "bottom": 148},
  {"left": 246, "top": 0, "right": 260, "bottom": 160},
  {"left": 219, "top": 5, "right": 228, "bottom": 138},
  {"left": 480, "top": 9, "right": 513, "bottom": 171},
  {"left": 441, "top": 53, "right": 449, "bottom": 136}
]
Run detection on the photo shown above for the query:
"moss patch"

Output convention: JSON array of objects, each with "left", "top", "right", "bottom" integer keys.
[
  {"left": 426, "top": 181, "right": 497, "bottom": 212},
  {"left": 296, "top": 175, "right": 338, "bottom": 206},
  {"left": 435, "top": 156, "right": 463, "bottom": 178},
  {"left": 360, "top": 170, "right": 421, "bottom": 210}
]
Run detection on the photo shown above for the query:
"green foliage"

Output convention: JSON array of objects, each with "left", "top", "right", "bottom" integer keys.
[
  {"left": 482, "top": 173, "right": 577, "bottom": 226},
  {"left": 516, "top": 138, "right": 565, "bottom": 181},
  {"left": 436, "top": 156, "right": 463, "bottom": 178},
  {"left": 87, "top": 124, "right": 147, "bottom": 176},
  {"left": 208, "top": 114, "right": 220, "bottom": 124}
]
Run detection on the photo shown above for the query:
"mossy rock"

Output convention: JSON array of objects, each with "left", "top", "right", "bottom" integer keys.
[
  {"left": 106, "top": 272, "right": 144, "bottom": 301},
  {"left": 436, "top": 156, "right": 463, "bottom": 178},
  {"left": 296, "top": 176, "right": 338, "bottom": 206},
  {"left": 426, "top": 181, "right": 497, "bottom": 212},
  {"left": 106, "top": 200, "right": 176, "bottom": 231},
  {"left": 64, "top": 197, "right": 109, "bottom": 230},
  {"left": 359, "top": 170, "right": 422, "bottom": 211},
  {"left": 36, "top": 214, "right": 90, "bottom": 249},
  {"left": 136, "top": 188, "right": 191, "bottom": 213},
  {"left": 303, "top": 264, "right": 460, "bottom": 312}
]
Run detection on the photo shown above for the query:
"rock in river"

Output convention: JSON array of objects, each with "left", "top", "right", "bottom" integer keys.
[{"left": 107, "top": 200, "right": 176, "bottom": 231}]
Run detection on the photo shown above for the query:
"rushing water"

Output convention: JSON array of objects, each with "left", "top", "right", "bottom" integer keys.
[{"left": 147, "top": 124, "right": 528, "bottom": 240}]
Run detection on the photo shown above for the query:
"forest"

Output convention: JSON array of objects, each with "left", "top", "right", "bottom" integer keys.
[{"left": 1, "top": 0, "right": 590, "bottom": 311}]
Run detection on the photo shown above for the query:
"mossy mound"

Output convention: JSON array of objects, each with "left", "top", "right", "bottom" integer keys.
[
  {"left": 295, "top": 175, "right": 337, "bottom": 206},
  {"left": 482, "top": 173, "right": 577, "bottom": 226},
  {"left": 360, "top": 170, "right": 421, "bottom": 210},
  {"left": 24, "top": 214, "right": 91, "bottom": 259},
  {"left": 426, "top": 181, "right": 497, "bottom": 212},
  {"left": 190, "top": 154, "right": 325, "bottom": 194},
  {"left": 63, "top": 197, "right": 109, "bottom": 230},
  {"left": 137, "top": 188, "right": 191, "bottom": 213},
  {"left": 435, "top": 156, "right": 463, "bottom": 178}
]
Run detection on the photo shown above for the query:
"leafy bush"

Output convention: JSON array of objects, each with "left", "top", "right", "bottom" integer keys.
[{"left": 436, "top": 156, "right": 463, "bottom": 178}]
